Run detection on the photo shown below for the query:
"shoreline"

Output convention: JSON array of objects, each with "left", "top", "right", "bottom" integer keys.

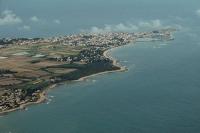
[
  {"left": 0, "top": 28, "right": 176, "bottom": 115},
  {"left": 0, "top": 46, "right": 128, "bottom": 115},
  {"left": 0, "top": 88, "right": 48, "bottom": 115},
  {"left": 76, "top": 47, "right": 128, "bottom": 82}
]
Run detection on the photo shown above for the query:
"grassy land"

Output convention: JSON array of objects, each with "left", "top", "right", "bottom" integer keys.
[{"left": 0, "top": 42, "right": 118, "bottom": 104}]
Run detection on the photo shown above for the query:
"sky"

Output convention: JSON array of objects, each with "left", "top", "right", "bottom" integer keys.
[{"left": 0, "top": 0, "right": 200, "bottom": 38}]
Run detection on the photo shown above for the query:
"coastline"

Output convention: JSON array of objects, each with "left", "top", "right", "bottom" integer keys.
[
  {"left": 0, "top": 46, "right": 128, "bottom": 115},
  {"left": 0, "top": 28, "right": 176, "bottom": 115},
  {"left": 0, "top": 88, "right": 48, "bottom": 115},
  {"left": 77, "top": 47, "right": 128, "bottom": 82}
]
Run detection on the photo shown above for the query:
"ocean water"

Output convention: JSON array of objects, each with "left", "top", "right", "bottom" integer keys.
[{"left": 1, "top": 0, "right": 200, "bottom": 133}]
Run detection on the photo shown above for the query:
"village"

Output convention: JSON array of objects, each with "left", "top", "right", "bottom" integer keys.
[
  {"left": 0, "top": 28, "right": 175, "bottom": 113},
  {"left": 1, "top": 28, "right": 174, "bottom": 63}
]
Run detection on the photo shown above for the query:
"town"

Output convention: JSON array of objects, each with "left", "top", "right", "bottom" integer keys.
[{"left": 0, "top": 28, "right": 175, "bottom": 114}]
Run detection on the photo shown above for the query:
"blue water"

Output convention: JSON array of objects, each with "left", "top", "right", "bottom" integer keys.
[{"left": 1, "top": 0, "right": 200, "bottom": 133}]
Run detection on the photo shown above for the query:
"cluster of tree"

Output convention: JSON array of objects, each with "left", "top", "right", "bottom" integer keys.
[
  {"left": 52, "top": 59, "right": 118, "bottom": 81},
  {"left": 0, "top": 69, "right": 15, "bottom": 74}
]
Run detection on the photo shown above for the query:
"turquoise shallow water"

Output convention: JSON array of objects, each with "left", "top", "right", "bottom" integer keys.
[{"left": 1, "top": 30, "right": 200, "bottom": 133}]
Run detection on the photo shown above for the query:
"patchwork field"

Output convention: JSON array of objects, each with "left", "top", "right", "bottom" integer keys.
[
  {"left": 0, "top": 43, "right": 84, "bottom": 93},
  {"left": 0, "top": 40, "right": 120, "bottom": 114}
]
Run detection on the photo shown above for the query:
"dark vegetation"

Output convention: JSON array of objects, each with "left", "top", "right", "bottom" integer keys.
[{"left": 13, "top": 59, "right": 119, "bottom": 96}]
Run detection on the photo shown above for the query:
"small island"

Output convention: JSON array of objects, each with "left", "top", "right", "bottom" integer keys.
[{"left": 0, "top": 28, "right": 175, "bottom": 114}]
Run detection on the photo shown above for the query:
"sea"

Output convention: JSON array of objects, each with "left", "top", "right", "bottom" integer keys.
[{"left": 1, "top": 0, "right": 200, "bottom": 133}]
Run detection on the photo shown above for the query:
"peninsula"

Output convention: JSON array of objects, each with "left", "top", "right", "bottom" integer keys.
[{"left": 0, "top": 28, "right": 175, "bottom": 114}]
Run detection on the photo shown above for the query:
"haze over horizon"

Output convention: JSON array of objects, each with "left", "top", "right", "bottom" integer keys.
[
  {"left": 1, "top": 1, "right": 200, "bottom": 133},
  {"left": 0, "top": 0, "right": 200, "bottom": 38}
]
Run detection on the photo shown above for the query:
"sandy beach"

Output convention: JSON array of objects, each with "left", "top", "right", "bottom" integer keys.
[{"left": 76, "top": 48, "right": 127, "bottom": 82}]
